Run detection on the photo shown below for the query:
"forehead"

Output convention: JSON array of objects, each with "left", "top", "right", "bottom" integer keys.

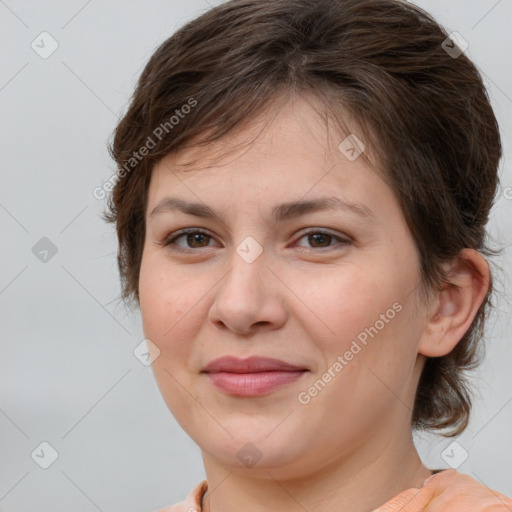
[
  {"left": 161, "top": 91, "right": 377, "bottom": 170},
  {"left": 146, "top": 93, "right": 389, "bottom": 216}
]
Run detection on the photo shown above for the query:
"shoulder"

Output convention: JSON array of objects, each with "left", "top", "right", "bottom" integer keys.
[
  {"left": 153, "top": 480, "right": 208, "bottom": 512},
  {"left": 423, "top": 469, "right": 512, "bottom": 505}
]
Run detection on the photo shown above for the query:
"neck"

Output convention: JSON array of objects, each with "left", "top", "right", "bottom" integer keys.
[{"left": 200, "top": 427, "right": 431, "bottom": 512}]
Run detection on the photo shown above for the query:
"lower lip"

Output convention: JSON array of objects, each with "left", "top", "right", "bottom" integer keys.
[{"left": 204, "top": 370, "right": 307, "bottom": 396}]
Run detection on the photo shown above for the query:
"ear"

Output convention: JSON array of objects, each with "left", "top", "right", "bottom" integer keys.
[{"left": 418, "top": 249, "right": 490, "bottom": 357}]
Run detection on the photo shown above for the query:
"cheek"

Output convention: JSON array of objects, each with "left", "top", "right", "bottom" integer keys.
[
  {"left": 139, "top": 255, "right": 203, "bottom": 352},
  {"left": 335, "top": 301, "right": 421, "bottom": 417},
  {"left": 291, "top": 265, "right": 403, "bottom": 347},
  {"left": 138, "top": 257, "right": 206, "bottom": 419},
  {"left": 294, "top": 264, "right": 419, "bottom": 394},
  {"left": 300, "top": 309, "right": 419, "bottom": 441}
]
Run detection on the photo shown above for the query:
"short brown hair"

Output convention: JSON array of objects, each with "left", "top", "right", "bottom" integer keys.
[{"left": 105, "top": 0, "right": 502, "bottom": 436}]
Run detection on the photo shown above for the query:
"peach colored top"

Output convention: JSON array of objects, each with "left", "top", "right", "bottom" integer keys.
[
  {"left": 155, "top": 472, "right": 446, "bottom": 512},
  {"left": 155, "top": 480, "right": 208, "bottom": 512}
]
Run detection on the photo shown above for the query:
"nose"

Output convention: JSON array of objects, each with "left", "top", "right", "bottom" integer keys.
[{"left": 207, "top": 246, "right": 288, "bottom": 335}]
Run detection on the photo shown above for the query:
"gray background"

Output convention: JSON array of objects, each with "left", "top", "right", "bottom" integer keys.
[{"left": 0, "top": 0, "right": 511, "bottom": 510}]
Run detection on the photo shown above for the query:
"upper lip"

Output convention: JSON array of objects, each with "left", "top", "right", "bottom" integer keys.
[{"left": 201, "top": 356, "right": 308, "bottom": 373}]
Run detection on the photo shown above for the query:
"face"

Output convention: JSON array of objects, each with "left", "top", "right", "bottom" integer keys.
[{"left": 139, "top": 94, "right": 430, "bottom": 479}]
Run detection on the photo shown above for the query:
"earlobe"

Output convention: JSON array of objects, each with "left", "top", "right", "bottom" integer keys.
[{"left": 418, "top": 249, "right": 490, "bottom": 358}]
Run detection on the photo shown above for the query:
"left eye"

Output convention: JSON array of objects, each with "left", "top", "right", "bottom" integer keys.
[{"left": 294, "top": 230, "right": 351, "bottom": 249}]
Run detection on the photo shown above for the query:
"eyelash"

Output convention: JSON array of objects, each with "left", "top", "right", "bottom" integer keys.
[{"left": 159, "top": 228, "right": 352, "bottom": 254}]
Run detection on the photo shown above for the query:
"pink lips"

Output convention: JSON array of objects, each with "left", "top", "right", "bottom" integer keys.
[{"left": 201, "top": 356, "right": 308, "bottom": 396}]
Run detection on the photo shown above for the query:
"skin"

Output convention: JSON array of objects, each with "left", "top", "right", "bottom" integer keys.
[{"left": 138, "top": 92, "right": 492, "bottom": 512}]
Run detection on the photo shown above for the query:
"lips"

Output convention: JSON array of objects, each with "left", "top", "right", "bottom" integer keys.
[
  {"left": 201, "top": 356, "right": 309, "bottom": 396},
  {"left": 201, "top": 355, "right": 308, "bottom": 373}
]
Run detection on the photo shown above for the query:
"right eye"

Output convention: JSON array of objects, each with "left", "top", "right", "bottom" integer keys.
[{"left": 161, "top": 228, "right": 219, "bottom": 253}]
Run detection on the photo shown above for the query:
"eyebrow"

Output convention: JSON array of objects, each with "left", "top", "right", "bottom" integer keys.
[{"left": 148, "top": 196, "right": 376, "bottom": 223}]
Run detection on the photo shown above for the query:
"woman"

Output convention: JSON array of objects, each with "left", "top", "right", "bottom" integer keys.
[{"left": 104, "top": 0, "right": 511, "bottom": 510}]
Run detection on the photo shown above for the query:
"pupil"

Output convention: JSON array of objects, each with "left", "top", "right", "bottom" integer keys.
[
  {"left": 309, "top": 233, "right": 330, "bottom": 247},
  {"left": 188, "top": 234, "right": 207, "bottom": 247}
]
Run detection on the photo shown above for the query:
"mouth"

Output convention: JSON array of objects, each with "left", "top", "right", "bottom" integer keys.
[
  {"left": 204, "top": 370, "right": 307, "bottom": 396},
  {"left": 201, "top": 356, "right": 309, "bottom": 396},
  {"left": 201, "top": 355, "right": 309, "bottom": 373}
]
